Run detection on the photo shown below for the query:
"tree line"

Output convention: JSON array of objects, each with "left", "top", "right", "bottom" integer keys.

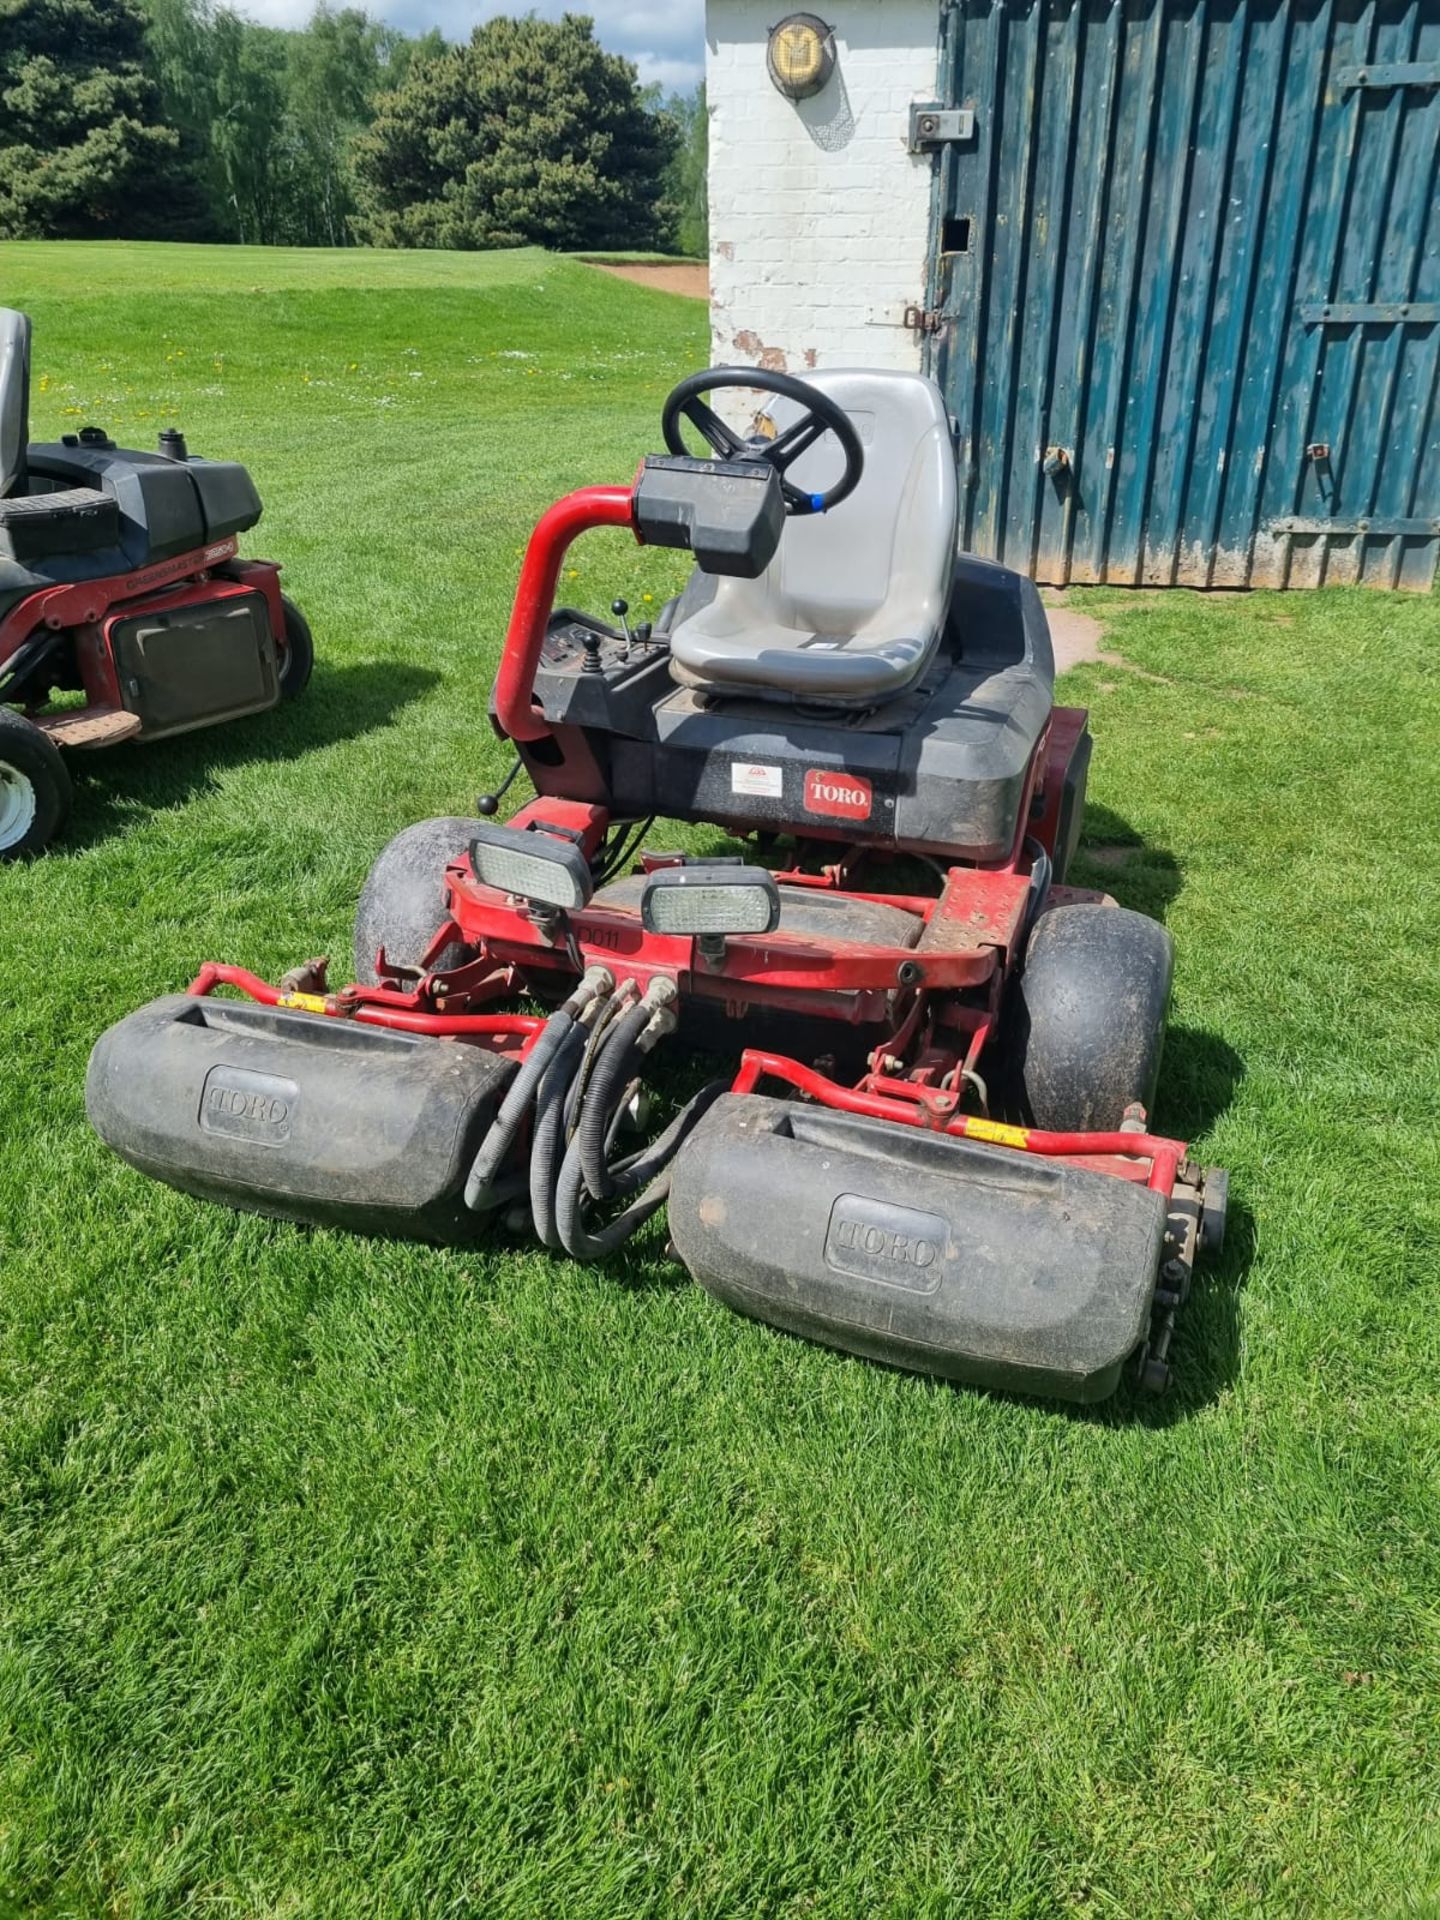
[{"left": 0, "top": 0, "right": 707, "bottom": 253}]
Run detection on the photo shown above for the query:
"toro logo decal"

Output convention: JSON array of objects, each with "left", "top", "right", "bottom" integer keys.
[
  {"left": 804, "top": 769, "right": 872, "bottom": 821},
  {"left": 824, "top": 1194, "right": 947, "bottom": 1293},
  {"left": 200, "top": 1064, "right": 298, "bottom": 1146}
]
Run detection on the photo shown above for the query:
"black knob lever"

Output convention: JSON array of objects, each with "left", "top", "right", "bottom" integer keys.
[
  {"left": 476, "top": 756, "right": 522, "bottom": 817},
  {"left": 611, "top": 598, "right": 634, "bottom": 648}
]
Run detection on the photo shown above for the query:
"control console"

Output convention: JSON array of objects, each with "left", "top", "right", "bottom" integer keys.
[{"left": 527, "top": 607, "right": 672, "bottom": 731}]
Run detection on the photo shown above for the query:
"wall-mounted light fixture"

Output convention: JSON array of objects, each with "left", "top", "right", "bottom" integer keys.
[{"left": 766, "top": 13, "right": 836, "bottom": 99}]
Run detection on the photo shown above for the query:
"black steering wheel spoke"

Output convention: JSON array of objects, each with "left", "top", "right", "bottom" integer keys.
[
  {"left": 765, "top": 411, "right": 829, "bottom": 471},
  {"left": 681, "top": 395, "right": 743, "bottom": 460},
  {"left": 660, "top": 366, "right": 864, "bottom": 517}
]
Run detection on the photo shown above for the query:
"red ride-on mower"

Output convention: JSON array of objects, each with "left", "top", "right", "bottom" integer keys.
[
  {"left": 0, "top": 307, "right": 312, "bottom": 857},
  {"left": 87, "top": 366, "right": 1226, "bottom": 1403}
]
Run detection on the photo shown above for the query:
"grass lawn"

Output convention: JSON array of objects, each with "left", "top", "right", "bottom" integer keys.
[{"left": 1, "top": 240, "right": 1438, "bottom": 1919}]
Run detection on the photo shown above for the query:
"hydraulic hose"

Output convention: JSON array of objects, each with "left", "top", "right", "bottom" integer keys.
[
  {"left": 544, "top": 980, "right": 713, "bottom": 1261},
  {"left": 576, "top": 999, "right": 654, "bottom": 1201},
  {"left": 552, "top": 1077, "right": 728, "bottom": 1262},
  {"left": 470, "top": 967, "right": 709, "bottom": 1262},
  {"left": 553, "top": 1160, "right": 671, "bottom": 1263},
  {"left": 463, "top": 965, "right": 613, "bottom": 1212},
  {"left": 528, "top": 1022, "right": 587, "bottom": 1249},
  {"left": 565, "top": 979, "right": 640, "bottom": 1137}
]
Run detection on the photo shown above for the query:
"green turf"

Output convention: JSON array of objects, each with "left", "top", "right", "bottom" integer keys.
[
  {"left": 0, "top": 241, "right": 563, "bottom": 293},
  {"left": 1, "top": 242, "right": 1438, "bottom": 1919}
]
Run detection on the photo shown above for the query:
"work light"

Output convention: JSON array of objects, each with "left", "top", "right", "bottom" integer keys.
[
  {"left": 469, "top": 823, "right": 593, "bottom": 911},
  {"left": 640, "top": 865, "right": 781, "bottom": 938}
]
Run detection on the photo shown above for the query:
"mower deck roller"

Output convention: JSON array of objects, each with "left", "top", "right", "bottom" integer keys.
[
  {"left": 86, "top": 995, "right": 518, "bottom": 1243},
  {"left": 86, "top": 361, "right": 1228, "bottom": 1404},
  {"left": 669, "top": 1096, "right": 1197, "bottom": 1402}
]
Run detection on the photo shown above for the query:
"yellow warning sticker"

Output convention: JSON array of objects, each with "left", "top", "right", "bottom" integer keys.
[
  {"left": 963, "top": 1116, "right": 1031, "bottom": 1149},
  {"left": 278, "top": 991, "right": 328, "bottom": 1014}
]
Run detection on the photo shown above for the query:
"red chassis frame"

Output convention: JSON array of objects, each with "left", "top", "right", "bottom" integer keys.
[
  {"left": 0, "top": 537, "right": 286, "bottom": 728},
  {"left": 186, "top": 483, "right": 1194, "bottom": 1206}
]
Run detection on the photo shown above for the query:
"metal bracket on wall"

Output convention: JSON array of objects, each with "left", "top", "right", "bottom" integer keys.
[
  {"left": 1269, "top": 517, "right": 1440, "bottom": 537},
  {"left": 1299, "top": 301, "right": 1440, "bottom": 325},
  {"left": 909, "top": 104, "right": 976, "bottom": 152},
  {"left": 1334, "top": 61, "right": 1440, "bottom": 89}
]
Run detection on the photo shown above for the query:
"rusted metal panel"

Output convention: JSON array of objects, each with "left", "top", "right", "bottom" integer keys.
[{"left": 926, "top": 0, "right": 1440, "bottom": 589}]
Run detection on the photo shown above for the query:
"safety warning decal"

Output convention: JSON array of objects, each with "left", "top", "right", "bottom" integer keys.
[{"left": 731, "top": 762, "right": 784, "bottom": 798}]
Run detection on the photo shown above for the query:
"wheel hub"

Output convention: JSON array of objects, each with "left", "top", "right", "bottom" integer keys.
[{"left": 0, "top": 758, "right": 37, "bottom": 851}]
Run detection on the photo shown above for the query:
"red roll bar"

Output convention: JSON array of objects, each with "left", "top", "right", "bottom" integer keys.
[{"left": 491, "top": 486, "right": 638, "bottom": 742}]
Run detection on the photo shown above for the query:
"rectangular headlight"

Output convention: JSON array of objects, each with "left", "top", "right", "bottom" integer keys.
[
  {"left": 641, "top": 866, "right": 780, "bottom": 936},
  {"left": 470, "top": 823, "right": 593, "bottom": 911}
]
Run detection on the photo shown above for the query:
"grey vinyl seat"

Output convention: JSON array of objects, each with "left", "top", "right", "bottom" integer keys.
[
  {"left": 667, "top": 368, "right": 959, "bottom": 707},
  {"left": 0, "top": 308, "right": 30, "bottom": 499}
]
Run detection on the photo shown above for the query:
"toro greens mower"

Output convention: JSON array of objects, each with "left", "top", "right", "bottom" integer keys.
[
  {"left": 87, "top": 366, "right": 1226, "bottom": 1403},
  {"left": 0, "top": 307, "right": 311, "bottom": 858}
]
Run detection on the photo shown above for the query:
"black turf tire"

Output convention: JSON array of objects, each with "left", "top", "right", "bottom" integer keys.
[
  {"left": 353, "top": 816, "right": 486, "bottom": 987},
  {"left": 276, "top": 594, "right": 314, "bottom": 699},
  {"left": 1000, "top": 903, "right": 1174, "bottom": 1131},
  {"left": 0, "top": 708, "right": 73, "bottom": 861}
]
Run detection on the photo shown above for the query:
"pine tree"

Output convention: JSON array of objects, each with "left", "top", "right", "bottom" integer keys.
[
  {"left": 0, "top": 0, "right": 200, "bottom": 238},
  {"left": 351, "top": 12, "right": 678, "bottom": 253}
]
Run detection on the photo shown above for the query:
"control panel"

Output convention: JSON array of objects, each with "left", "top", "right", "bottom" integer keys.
[{"left": 531, "top": 603, "right": 672, "bottom": 730}]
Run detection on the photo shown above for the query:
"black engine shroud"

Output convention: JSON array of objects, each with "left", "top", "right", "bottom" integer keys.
[{"left": 504, "top": 554, "right": 1079, "bottom": 866}]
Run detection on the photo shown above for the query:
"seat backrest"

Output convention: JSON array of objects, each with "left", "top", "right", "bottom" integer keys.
[
  {"left": 0, "top": 309, "right": 31, "bottom": 500},
  {"left": 755, "top": 368, "right": 958, "bottom": 638}
]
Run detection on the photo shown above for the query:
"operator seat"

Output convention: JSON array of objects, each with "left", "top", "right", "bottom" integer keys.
[
  {"left": 0, "top": 308, "right": 30, "bottom": 500},
  {"left": 667, "top": 368, "right": 959, "bottom": 707}
]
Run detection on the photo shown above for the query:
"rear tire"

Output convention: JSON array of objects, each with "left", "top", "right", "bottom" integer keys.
[
  {"left": 276, "top": 595, "right": 314, "bottom": 699},
  {"left": 353, "top": 816, "right": 485, "bottom": 987},
  {"left": 0, "top": 709, "right": 72, "bottom": 860},
  {"left": 1000, "top": 903, "right": 1174, "bottom": 1131}
]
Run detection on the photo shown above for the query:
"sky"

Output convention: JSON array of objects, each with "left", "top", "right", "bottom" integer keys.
[{"left": 239, "top": 0, "right": 708, "bottom": 91}]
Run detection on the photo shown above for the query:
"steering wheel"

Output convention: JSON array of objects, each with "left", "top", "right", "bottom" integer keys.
[{"left": 661, "top": 367, "right": 864, "bottom": 516}]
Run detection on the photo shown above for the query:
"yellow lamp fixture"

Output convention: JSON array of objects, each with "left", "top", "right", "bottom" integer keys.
[{"left": 766, "top": 13, "right": 836, "bottom": 99}]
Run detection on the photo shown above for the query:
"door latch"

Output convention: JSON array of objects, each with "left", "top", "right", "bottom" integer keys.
[
  {"left": 903, "top": 305, "right": 945, "bottom": 336},
  {"left": 909, "top": 104, "right": 976, "bottom": 152}
]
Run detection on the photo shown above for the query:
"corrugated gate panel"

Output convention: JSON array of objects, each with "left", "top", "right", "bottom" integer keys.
[{"left": 927, "top": 0, "right": 1440, "bottom": 588}]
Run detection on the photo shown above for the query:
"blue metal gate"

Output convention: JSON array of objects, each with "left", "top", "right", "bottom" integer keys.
[{"left": 924, "top": 0, "right": 1440, "bottom": 588}]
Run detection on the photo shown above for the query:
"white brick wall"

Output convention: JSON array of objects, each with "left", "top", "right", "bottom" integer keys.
[{"left": 707, "top": 0, "right": 942, "bottom": 375}]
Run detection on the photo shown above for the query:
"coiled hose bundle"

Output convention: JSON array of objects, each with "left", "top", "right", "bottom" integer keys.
[{"left": 464, "top": 970, "right": 722, "bottom": 1261}]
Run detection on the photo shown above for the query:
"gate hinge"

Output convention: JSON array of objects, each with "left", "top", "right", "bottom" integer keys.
[
  {"left": 909, "top": 103, "right": 976, "bottom": 152},
  {"left": 903, "top": 304, "right": 946, "bottom": 336}
]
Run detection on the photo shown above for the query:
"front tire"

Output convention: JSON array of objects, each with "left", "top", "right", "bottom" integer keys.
[
  {"left": 276, "top": 595, "right": 314, "bottom": 699},
  {"left": 353, "top": 816, "right": 486, "bottom": 986},
  {"left": 1000, "top": 903, "right": 1174, "bottom": 1130},
  {"left": 0, "top": 709, "right": 73, "bottom": 860}
]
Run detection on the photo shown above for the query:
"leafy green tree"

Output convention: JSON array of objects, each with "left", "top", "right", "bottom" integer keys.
[
  {"left": 144, "top": 0, "right": 396, "bottom": 245},
  {"left": 351, "top": 12, "right": 677, "bottom": 252},
  {"left": 0, "top": 0, "right": 203, "bottom": 238},
  {"left": 663, "top": 83, "right": 707, "bottom": 258},
  {"left": 281, "top": 8, "right": 396, "bottom": 244}
]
